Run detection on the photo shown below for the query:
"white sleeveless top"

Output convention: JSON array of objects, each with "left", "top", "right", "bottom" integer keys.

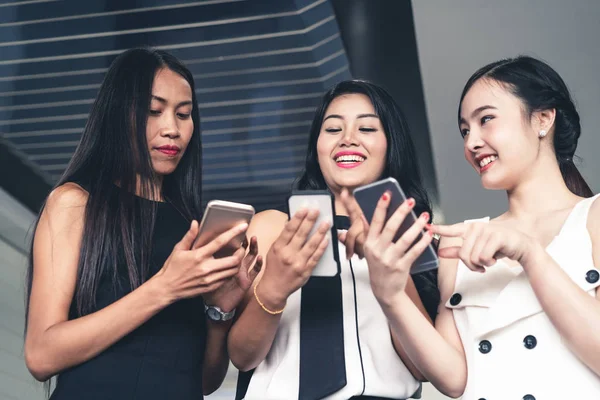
[
  {"left": 446, "top": 194, "right": 600, "bottom": 400},
  {"left": 243, "top": 238, "right": 421, "bottom": 400}
]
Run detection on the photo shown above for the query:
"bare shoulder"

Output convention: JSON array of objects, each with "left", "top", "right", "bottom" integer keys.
[
  {"left": 38, "top": 183, "right": 89, "bottom": 236},
  {"left": 588, "top": 194, "right": 600, "bottom": 237},
  {"left": 45, "top": 182, "right": 89, "bottom": 212},
  {"left": 248, "top": 209, "right": 287, "bottom": 236},
  {"left": 241, "top": 209, "right": 289, "bottom": 304},
  {"left": 247, "top": 209, "right": 287, "bottom": 250}
]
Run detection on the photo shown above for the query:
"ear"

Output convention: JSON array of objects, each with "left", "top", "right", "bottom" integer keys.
[{"left": 532, "top": 108, "right": 557, "bottom": 136}]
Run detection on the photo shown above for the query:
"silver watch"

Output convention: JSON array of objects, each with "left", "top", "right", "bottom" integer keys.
[{"left": 204, "top": 304, "right": 236, "bottom": 322}]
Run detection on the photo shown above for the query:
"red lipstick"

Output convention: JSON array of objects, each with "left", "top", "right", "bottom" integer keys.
[{"left": 156, "top": 145, "right": 180, "bottom": 157}]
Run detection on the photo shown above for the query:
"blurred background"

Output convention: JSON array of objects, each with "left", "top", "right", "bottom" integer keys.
[{"left": 1, "top": 0, "right": 599, "bottom": 399}]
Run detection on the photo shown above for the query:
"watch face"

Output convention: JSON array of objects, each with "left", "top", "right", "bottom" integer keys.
[{"left": 207, "top": 307, "right": 221, "bottom": 321}]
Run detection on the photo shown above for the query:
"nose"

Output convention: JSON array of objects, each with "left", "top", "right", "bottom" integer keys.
[
  {"left": 465, "top": 129, "right": 484, "bottom": 153},
  {"left": 159, "top": 113, "right": 180, "bottom": 139},
  {"left": 339, "top": 126, "right": 359, "bottom": 147}
]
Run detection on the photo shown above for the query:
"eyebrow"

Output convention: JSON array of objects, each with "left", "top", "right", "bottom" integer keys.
[
  {"left": 323, "top": 113, "right": 379, "bottom": 121},
  {"left": 151, "top": 95, "right": 193, "bottom": 107},
  {"left": 357, "top": 113, "right": 379, "bottom": 119},
  {"left": 459, "top": 105, "right": 497, "bottom": 124}
]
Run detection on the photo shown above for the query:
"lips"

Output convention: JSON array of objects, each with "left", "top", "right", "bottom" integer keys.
[
  {"left": 156, "top": 145, "right": 180, "bottom": 157},
  {"left": 475, "top": 153, "right": 498, "bottom": 173},
  {"left": 333, "top": 151, "right": 366, "bottom": 169}
]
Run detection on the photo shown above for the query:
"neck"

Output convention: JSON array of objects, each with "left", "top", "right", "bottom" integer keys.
[
  {"left": 505, "top": 155, "right": 579, "bottom": 219},
  {"left": 334, "top": 194, "right": 348, "bottom": 216}
]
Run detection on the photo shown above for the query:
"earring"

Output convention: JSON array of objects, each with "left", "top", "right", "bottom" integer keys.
[{"left": 538, "top": 130, "right": 547, "bottom": 138}]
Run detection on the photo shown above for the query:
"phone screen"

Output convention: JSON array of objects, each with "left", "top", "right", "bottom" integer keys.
[
  {"left": 287, "top": 191, "right": 340, "bottom": 277},
  {"left": 353, "top": 178, "right": 438, "bottom": 273}
]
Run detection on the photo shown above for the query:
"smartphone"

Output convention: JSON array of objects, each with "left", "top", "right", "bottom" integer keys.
[
  {"left": 287, "top": 191, "right": 340, "bottom": 277},
  {"left": 195, "top": 200, "right": 255, "bottom": 258},
  {"left": 353, "top": 177, "right": 438, "bottom": 273}
]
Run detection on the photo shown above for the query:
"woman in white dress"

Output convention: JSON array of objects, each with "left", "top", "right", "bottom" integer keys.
[
  {"left": 228, "top": 80, "right": 440, "bottom": 400},
  {"left": 341, "top": 56, "right": 600, "bottom": 400}
]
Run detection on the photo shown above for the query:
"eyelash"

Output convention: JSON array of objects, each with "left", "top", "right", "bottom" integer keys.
[
  {"left": 460, "top": 115, "right": 494, "bottom": 138},
  {"left": 324, "top": 127, "right": 377, "bottom": 133},
  {"left": 149, "top": 110, "right": 191, "bottom": 119},
  {"left": 481, "top": 115, "right": 494, "bottom": 124}
]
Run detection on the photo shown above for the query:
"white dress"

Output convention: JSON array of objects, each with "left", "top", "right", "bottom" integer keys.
[
  {"left": 447, "top": 194, "right": 600, "bottom": 400},
  {"left": 242, "top": 233, "right": 421, "bottom": 400}
]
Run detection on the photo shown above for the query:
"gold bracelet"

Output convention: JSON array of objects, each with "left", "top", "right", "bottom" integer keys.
[{"left": 254, "top": 283, "right": 285, "bottom": 315}]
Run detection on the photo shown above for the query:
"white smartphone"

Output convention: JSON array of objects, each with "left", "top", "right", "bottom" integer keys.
[
  {"left": 353, "top": 177, "right": 438, "bottom": 273},
  {"left": 287, "top": 191, "right": 340, "bottom": 277},
  {"left": 195, "top": 200, "right": 255, "bottom": 258}
]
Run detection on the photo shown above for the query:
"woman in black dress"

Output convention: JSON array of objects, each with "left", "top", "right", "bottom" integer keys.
[{"left": 24, "top": 48, "right": 261, "bottom": 399}]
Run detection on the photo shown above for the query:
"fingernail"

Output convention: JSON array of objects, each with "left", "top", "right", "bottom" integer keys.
[
  {"left": 407, "top": 198, "right": 415, "bottom": 207},
  {"left": 239, "top": 223, "right": 249, "bottom": 230},
  {"left": 421, "top": 212, "right": 430, "bottom": 220},
  {"left": 381, "top": 192, "right": 390, "bottom": 201}
]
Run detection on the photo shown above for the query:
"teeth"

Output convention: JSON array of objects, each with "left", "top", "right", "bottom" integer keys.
[
  {"left": 479, "top": 155, "right": 498, "bottom": 168},
  {"left": 336, "top": 155, "right": 365, "bottom": 163}
]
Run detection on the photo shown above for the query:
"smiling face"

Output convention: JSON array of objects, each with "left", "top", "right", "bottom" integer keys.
[
  {"left": 316, "top": 93, "right": 388, "bottom": 193},
  {"left": 458, "top": 78, "right": 543, "bottom": 190},
  {"left": 145, "top": 68, "right": 194, "bottom": 177}
]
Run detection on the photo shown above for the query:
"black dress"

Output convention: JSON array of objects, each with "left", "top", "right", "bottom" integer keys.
[{"left": 50, "top": 186, "right": 206, "bottom": 400}]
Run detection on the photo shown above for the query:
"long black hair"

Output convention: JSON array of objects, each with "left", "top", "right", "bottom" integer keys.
[
  {"left": 296, "top": 79, "right": 439, "bottom": 319},
  {"left": 297, "top": 79, "right": 433, "bottom": 217},
  {"left": 25, "top": 48, "right": 203, "bottom": 326},
  {"left": 459, "top": 55, "right": 593, "bottom": 198}
]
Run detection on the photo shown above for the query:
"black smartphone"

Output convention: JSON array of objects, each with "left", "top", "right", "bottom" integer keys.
[
  {"left": 353, "top": 177, "right": 438, "bottom": 273},
  {"left": 287, "top": 190, "right": 340, "bottom": 277}
]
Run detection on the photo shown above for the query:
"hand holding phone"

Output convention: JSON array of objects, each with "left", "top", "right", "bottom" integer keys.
[
  {"left": 353, "top": 178, "right": 438, "bottom": 273},
  {"left": 287, "top": 191, "right": 340, "bottom": 277},
  {"left": 194, "top": 200, "right": 255, "bottom": 258}
]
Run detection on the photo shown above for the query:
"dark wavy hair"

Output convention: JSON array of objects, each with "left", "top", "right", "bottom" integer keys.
[
  {"left": 459, "top": 55, "right": 593, "bottom": 197},
  {"left": 296, "top": 79, "right": 439, "bottom": 320},
  {"left": 26, "top": 48, "right": 203, "bottom": 329}
]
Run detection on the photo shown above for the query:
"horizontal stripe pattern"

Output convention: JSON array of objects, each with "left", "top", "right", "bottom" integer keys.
[{"left": 0, "top": 0, "right": 352, "bottom": 212}]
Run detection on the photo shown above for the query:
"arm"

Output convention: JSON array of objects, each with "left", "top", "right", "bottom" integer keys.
[
  {"left": 227, "top": 209, "right": 330, "bottom": 371},
  {"left": 520, "top": 198, "right": 600, "bottom": 375},
  {"left": 202, "top": 232, "right": 262, "bottom": 394},
  {"left": 339, "top": 189, "right": 457, "bottom": 387},
  {"left": 202, "top": 319, "right": 234, "bottom": 394},
  {"left": 388, "top": 277, "right": 433, "bottom": 381},
  {"left": 343, "top": 191, "right": 467, "bottom": 397},
  {"left": 24, "top": 184, "right": 172, "bottom": 381},
  {"left": 226, "top": 210, "right": 289, "bottom": 371},
  {"left": 381, "top": 236, "right": 467, "bottom": 398},
  {"left": 25, "top": 183, "right": 246, "bottom": 382}
]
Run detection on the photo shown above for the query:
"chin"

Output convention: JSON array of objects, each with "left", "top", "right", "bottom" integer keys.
[
  {"left": 334, "top": 179, "right": 369, "bottom": 191},
  {"left": 152, "top": 164, "right": 177, "bottom": 176},
  {"left": 480, "top": 174, "right": 510, "bottom": 191}
]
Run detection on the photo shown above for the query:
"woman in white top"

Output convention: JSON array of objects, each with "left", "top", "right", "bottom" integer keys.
[
  {"left": 227, "top": 80, "right": 440, "bottom": 400},
  {"left": 341, "top": 56, "right": 600, "bottom": 400}
]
